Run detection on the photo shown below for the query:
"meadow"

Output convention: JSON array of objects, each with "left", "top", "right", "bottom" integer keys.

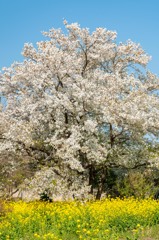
[{"left": 0, "top": 198, "right": 159, "bottom": 240}]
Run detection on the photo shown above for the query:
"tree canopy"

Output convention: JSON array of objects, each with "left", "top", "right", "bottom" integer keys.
[{"left": 1, "top": 21, "right": 159, "bottom": 199}]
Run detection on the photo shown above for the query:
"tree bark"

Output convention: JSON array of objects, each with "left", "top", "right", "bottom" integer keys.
[
  {"left": 109, "top": 123, "right": 114, "bottom": 148},
  {"left": 89, "top": 165, "right": 94, "bottom": 194},
  {"left": 95, "top": 167, "right": 107, "bottom": 200}
]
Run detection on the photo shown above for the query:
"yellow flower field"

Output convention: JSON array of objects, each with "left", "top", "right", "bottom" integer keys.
[{"left": 0, "top": 198, "right": 159, "bottom": 239}]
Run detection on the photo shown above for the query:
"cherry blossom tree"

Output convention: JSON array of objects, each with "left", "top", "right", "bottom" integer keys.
[{"left": 1, "top": 21, "right": 159, "bottom": 199}]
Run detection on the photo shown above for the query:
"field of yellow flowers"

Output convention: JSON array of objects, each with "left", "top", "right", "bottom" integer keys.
[{"left": 0, "top": 198, "right": 159, "bottom": 240}]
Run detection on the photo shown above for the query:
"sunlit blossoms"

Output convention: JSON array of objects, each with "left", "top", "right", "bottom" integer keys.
[{"left": 1, "top": 21, "right": 159, "bottom": 199}]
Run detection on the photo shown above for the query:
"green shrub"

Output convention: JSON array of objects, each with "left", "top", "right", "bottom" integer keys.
[{"left": 116, "top": 170, "right": 155, "bottom": 198}]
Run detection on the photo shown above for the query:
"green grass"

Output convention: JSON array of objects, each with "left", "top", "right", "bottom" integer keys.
[{"left": 118, "top": 225, "right": 159, "bottom": 240}]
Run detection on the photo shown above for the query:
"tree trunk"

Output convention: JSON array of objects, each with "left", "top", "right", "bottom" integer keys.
[
  {"left": 89, "top": 165, "right": 94, "bottom": 194},
  {"left": 96, "top": 185, "right": 103, "bottom": 200},
  {"left": 95, "top": 167, "right": 107, "bottom": 200},
  {"left": 109, "top": 123, "right": 114, "bottom": 148}
]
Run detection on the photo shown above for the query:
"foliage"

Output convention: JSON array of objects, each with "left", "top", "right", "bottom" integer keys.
[
  {"left": 0, "top": 200, "right": 11, "bottom": 218},
  {"left": 0, "top": 200, "right": 6, "bottom": 217},
  {"left": 0, "top": 150, "right": 37, "bottom": 199},
  {"left": 1, "top": 198, "right": 159, "bottom": 239},
  {"left": 116, "top": 169, "right": 157, "bottom": 198},
  {"left": 1, "top": 21, "right": 159, "bottom": 199},
  {"left": 39, "top": 189, "right": 53, "bottom": 202}
]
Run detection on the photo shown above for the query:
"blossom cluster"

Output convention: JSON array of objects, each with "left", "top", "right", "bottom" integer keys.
[{"left": 1, "top": 21, "right": 159, "bottom": 198}]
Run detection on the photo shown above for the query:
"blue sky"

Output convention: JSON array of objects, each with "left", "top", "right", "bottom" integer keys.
[{"left": 0, "top": 0, "right": 159, "bottom": 74}]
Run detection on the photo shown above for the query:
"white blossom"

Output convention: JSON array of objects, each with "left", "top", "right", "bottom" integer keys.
[{"left": 1, "top": 21, "right": 159, "bottom": 199}]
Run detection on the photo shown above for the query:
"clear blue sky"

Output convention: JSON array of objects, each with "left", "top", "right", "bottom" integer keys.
[{"left": 0, "top": 0, "right": 159, "bottom": 74}]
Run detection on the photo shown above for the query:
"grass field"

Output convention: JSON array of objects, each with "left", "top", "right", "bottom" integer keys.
[{"left": 0, "top": 198, "right": 159, "bottom": 239}]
